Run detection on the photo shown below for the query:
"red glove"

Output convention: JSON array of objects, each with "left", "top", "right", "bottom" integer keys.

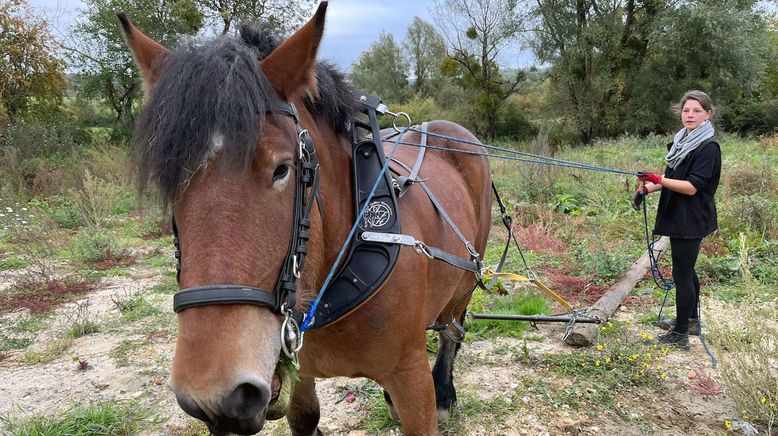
[{"left": 637, "top": 172, "right": 662, "bottom": 184}]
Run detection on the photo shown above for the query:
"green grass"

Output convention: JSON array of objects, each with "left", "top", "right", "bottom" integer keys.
[
  {"left": 0, "top": 399, "right": 160, "bottom": 435},
  {"left": 466, "top": 289, "right": 551, "bottom": 339},
  {"left": 113, "top": 293, "right": 162, "bottom": 321},
  {"left": 109, "top": 339, "right": 148, "bottom": 367}
]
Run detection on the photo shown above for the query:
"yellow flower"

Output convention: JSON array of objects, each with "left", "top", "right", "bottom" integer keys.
[
  {"left": 660, "top": 373, "right": 667, "bottom": 379},
  {"left": 647, "top": 334, "right": 654, "bottom": 340},
  {"left": 595, "top": 360, "right": 601, "bottom": 366},
  {"left": 597, "top": 344, "right": 604, "bottom": 351},
  {"left": 630, "top": 354, "right": 639, "bottom": 360},
  {"left": 770, "top": 403, "right": 775, "bottom": 408},
  {"left": 605, "top": 357, "right": 611, "bottom": 363},
  {"left": 725, "top": 421, "right": 732, "bottom": 429},
  {"left": 645, "top": 353, "right": 652, "bottom": 359},
  {"left": 761, "top": 397, "right": 767, "bottom": 404},
  {"left": 641, "top": 332, "right": 648, "bottom": 339},
  {"left": 607, "top": 321, "right": 613, "bottom": 327},
  {"left": 601, "top": 326, "right": 607, "bottom": 331}
]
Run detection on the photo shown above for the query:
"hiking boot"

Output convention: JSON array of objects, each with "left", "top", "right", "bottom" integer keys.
[
  {"left": 656, "top": 331, "right": 689, "bottom": 350},
  {"left": 657, "top": 317, "right": 699, "bottom": 336}
]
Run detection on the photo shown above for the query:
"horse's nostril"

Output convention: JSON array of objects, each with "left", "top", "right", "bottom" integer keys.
[{"left": 222, "top": 381, "right": 271, "bottom": 420}]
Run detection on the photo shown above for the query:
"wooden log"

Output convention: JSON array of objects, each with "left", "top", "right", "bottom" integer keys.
[{"left": 564, "top": 236, "right": 670, "bottom": 347}]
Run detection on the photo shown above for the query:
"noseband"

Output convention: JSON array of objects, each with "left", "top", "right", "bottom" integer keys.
[{"left": 171, "top": 101, "right": 319, "bottom": 362}]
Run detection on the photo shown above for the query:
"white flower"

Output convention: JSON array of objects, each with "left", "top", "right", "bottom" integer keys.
[
  {"left": 5, "top": 207, "right": 11, "bottom": 212},
  {"left": 21, "top": 220, "right": 28, "bottom": 225},
  {"left": 20, "top": 207, "right": 28, "bottom": 211},
  {"left": 0, "top": 213, "right": 4, "bottom": 217}
]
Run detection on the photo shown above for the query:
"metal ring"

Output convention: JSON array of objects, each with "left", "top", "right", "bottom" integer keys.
[
  {"left": 280, "top": 307, "right": 303, "bottom": 364},
  {"left": 392, "top": 112, "right": 412, "bottom": 133}
]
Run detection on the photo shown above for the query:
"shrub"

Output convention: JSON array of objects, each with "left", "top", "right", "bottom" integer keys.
[
  {"left": 70, "top": 228, "right": 125, "bottom": 264},
  {"left": 724, "top": 164, "right": 775, "bottom": 197},
  {"left": 719, "top": 195, "right": 777, "bottom": 236},
  {"left": 495, "top": 103, "right": 538, "bottom": 141}
]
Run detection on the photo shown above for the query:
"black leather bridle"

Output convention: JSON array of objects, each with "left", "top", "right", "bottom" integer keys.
[{"left": 170, "top": 101, "right": 319, "bottom": 362}]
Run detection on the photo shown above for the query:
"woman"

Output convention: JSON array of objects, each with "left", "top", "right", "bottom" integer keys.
[{"left": 630, "top": 90, "right": 721, "bottom": 349}]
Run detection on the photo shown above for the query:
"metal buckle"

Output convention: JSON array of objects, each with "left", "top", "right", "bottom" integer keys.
[
  {"left": 292, "top": 254, "right": 301, "bottom": 279},
  {"left": 280, "top": 304, "right": 303, "bottom": 366},
  {"left": 298, "top": 129, "right": 310, "bottom": 161},
  {"left": 413, "top": 241, "right": 434, "bottom": 259}
]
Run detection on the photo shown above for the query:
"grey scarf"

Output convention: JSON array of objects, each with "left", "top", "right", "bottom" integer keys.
[{"left": 665, "top": 120, "right": 715, "bottom": 169}]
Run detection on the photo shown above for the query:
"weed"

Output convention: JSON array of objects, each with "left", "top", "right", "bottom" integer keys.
[
  {"left": 110, "top": 338, "right": 148, "bottom": 367},
  {"left": 64, "top": 300, "right": 100, "bottom": 338},
  {"left": 712, "top": 306, "right": 778, "bottom": 433},
  {"left": 151, "top": 276, "right": 179, "bottom": 294},
  {"left": 0, "top": 313, "right": 47, "bottom": 356},
  {"left": 69, "top": 169, "right": 120, "bottom": 227},
  {"left": 111, "top": 290, "right": 161, "bottom": 321},
  {"left": 1, "top": 277, "right": 98, "bottom": 314},
  {"left": 0, "top": 399, "right": 161, "bottom": 435},
  {"left": 0, "top": 204, "right": 64, "bottom": 282},
  {"left": 69, "top": 227, "right": 130, "bottom": 265},
  {"left": 23, "top": 337, "right": 73, "bottom": 364}
]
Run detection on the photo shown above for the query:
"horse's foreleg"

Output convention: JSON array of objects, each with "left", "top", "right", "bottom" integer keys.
[
  {"left": 432, "top": 310, "right": 466, "bottom": 421},
  {"left": 286, "top": 376, "right": 322, "bottom": 436},
  {"left": 381, "top": 353, "right": 439, "bottom": 436}
]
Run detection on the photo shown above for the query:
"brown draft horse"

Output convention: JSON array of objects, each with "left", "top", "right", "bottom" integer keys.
[{"left": 121, "top": 2, "right": 491, "bottom": 435}]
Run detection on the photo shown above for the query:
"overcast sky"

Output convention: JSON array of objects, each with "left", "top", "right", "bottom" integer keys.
[{"left": 28, "top": 0, "right": 453, "bottom": 71}]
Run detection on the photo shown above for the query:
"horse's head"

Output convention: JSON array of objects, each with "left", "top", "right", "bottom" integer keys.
[{"left": 121, "top": 3, "right": 338, "bottom": 434}]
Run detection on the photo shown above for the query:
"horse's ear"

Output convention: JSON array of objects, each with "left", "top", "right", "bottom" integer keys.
[
  {"left": 117, "top": 12, "right": 170, "bottom": 93},
  {"left": 260, "top": 1, "right": 327, "bottom": 99}
]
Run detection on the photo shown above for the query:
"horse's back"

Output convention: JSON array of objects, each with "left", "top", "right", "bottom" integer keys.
[{"left": 381, "top": 120, "right": 492, "bottom": 322}]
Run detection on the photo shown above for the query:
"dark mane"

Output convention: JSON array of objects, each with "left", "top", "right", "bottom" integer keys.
[{"left": 132, "top": 23, "right": 357, "bottom": 200}]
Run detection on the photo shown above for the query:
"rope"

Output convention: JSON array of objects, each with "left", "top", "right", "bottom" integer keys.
[
  {"left": 405, "top": 126, "right": 639, "bottom": 176},
  {"left": 300, "top": 128, "right": 407, "bottom": 332}
]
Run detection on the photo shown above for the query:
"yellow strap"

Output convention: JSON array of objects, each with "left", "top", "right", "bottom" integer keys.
[{"left": 482, "top": 269, "right": 573, "bottom": 311}]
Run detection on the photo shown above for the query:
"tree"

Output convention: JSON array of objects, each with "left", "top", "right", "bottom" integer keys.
[
  {"left": 350, "top": 32, "right": 410, "bottom": 103},
  {"left": 66, "top": 0, "right": 202, "bottom": 132},
  {"left": 403, "top": 17, "right": 446, "bottom": 98},
  {"left": 432, "top": 0, "right": 531, "bottom": 138},
  {"left": 194, "top": 0, "right": 315, "bottom": 35},
  {"left": 0, "top": 0, "right": 65, "bottom": 117},
  {"left": 533, "top": 0, "right": 771, "bottom": 141}
]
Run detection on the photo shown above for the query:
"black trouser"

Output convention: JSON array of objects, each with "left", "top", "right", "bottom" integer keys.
[{"left": 670, "top": 237, "right": 702, "bottom": 334}]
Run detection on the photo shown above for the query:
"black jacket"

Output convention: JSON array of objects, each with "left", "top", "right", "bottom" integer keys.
[{"left": 653, "top": 137, "right": 721, "bottom": 239}]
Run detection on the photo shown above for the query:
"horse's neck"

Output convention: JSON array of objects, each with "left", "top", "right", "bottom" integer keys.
[{"left": 316, "top": 129, "right": 356, "bottom": 255}]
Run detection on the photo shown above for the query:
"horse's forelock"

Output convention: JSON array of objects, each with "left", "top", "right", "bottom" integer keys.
[{"left": 131, "top": 24, "right": 357, "bottom": 202}]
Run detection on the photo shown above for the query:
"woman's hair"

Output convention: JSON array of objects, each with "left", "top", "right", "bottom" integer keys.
[{"left": 672, "top": 90, "right": 715, "bottom": 117}]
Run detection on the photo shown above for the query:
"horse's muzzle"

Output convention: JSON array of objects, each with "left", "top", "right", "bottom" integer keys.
[{"left": 175, "top": 379, "right": 270, "bottom": 435}]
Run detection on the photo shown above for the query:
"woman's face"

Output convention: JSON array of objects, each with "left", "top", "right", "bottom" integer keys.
[{"left": 681, "top": 99, "right": 711, "bottom": 131}]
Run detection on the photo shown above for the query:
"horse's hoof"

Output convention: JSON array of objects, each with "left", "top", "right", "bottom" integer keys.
[{"left": 437, "top": 408, "right": 451, "bottom": 423}]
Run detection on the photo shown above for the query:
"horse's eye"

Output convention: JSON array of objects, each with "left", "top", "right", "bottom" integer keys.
[{"left": 273, "top": 164, "right": 290, "bottom": 182}]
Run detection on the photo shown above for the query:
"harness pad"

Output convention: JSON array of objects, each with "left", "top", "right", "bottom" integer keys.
[{"left": 308, "top": 93, "right": 402, "bottom": 329}]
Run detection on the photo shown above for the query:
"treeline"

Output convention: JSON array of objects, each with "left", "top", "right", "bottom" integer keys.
[
  {"left": 353, "top": 0, "right": 778, "bottom": 143},
  {"left": 1, "top": 0, "right": 776, "bottom": 169}
]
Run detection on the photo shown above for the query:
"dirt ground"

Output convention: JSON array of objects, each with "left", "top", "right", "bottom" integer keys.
[{"left": 0, "top": 264, "right": 744, "bottom": 435}]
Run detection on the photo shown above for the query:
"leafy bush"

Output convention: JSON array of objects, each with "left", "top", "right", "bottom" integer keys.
[
  {"left": 719, "top": 98, "right": 778, "bottom": 136},
  {"left": 70, "top": 228, "right": 125, "bottom": 264},
  {"left": 495, "top": 103, "right": 538, "bottom": 141},
  {"left": 28, "top": 196, "right": 82, "bottom": 229}
]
